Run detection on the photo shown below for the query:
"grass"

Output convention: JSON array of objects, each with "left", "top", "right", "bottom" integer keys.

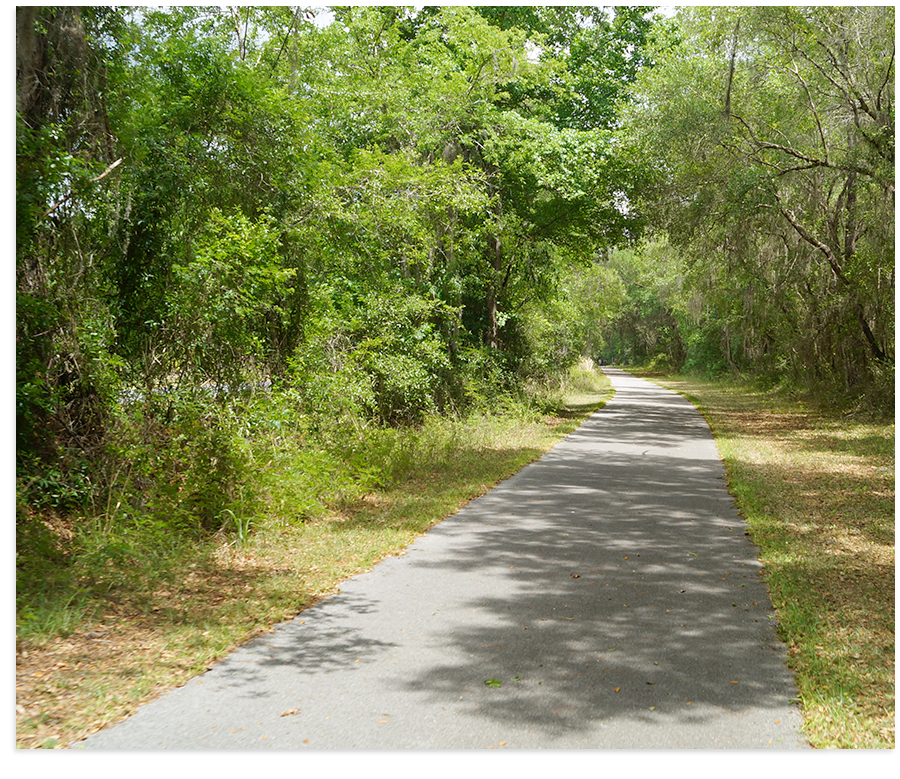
[
  {"left": 15, "top": 372, "right": 614, "bottom": 749},
  {"left": 634, "top": 370, "right": 894, "bottom": 749}
]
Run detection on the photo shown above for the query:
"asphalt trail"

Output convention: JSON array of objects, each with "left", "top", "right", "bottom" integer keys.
[{"left": 76, "top": 368, "right": 807, "bottom": 749}]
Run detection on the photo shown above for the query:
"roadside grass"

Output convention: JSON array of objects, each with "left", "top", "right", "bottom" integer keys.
[
  {"left": 15, "top": 372, "right": 613, "bottom": 749},
  {"left": 635, "top": 370, "right": 895, "bottom": 749}
]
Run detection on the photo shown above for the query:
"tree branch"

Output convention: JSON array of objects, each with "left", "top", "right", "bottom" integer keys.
[
  {"left": 777, "top": 200, "right": 848, "bottom": 285},
  {"left": 723, "top": 19, "right": 740, "bottom": 118},
  {"left": 731, "top": 113, "right": 879, "bottom": 180},
  {"left": 42, "top": 158, "right": 123, "bottom": 218},
  {"left": 271, "top": 6, "right": 301, "bottom": 73},
  {"left": 789, "top": 58, "right": 829, "bottom": 164}
]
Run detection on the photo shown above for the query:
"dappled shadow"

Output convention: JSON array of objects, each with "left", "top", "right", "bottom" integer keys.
[
  {"left": 212, "top": 368, "right": 799, "bottom": 743},
  {"left": 190, "top": 591, "right": 398, "bottom": 701},
  {"left": 383, "top": 445, "right": 794, "bottom": 739},
  {"left": 799, "top": 430, "right": 894, "bottom": 461},
  {"left": 646, "top": 374, "right": 894, "bottom": 549},
  {"left": 78, "top": 369, "right": 805, "bottom": 749}
]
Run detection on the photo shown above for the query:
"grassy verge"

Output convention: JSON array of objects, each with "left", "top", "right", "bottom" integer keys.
[
  {"left": 15, "top": 371, "right": 613, "bottom": 749},
  {"left": 634, "top": 370, "right": 894, "bottom": 749}
]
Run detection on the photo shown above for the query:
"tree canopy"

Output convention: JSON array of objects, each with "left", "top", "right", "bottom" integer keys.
[
  {"left": 15, "top": 5, "right": 893, "bottom": 521},
  {"left": 620, "top": 6, "right": 894, "bottom": 392}
]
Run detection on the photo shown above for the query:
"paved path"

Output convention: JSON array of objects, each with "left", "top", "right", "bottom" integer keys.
[{"left": 77, "top": 368, "right": 807, "bottom": 749}]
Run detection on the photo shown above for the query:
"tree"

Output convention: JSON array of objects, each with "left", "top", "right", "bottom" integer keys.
[
  {"left": 16, "top": 4, "right": 666, "bottom": 512},
  {"left": 279, "top": 6, "right": 653, "bottom": 408},
  {"left": 474, "top": 5, "right": 660, "bottom": 129},
  {"left": 16, "top": 6, "right": 126, "bottom": 466},
  {"left": 625, "top": 5, "right": 894, "bottom": 397}
]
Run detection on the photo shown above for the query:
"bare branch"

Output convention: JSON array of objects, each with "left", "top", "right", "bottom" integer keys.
[
  {"left": 723, "top": 19, "right": 740, "bottom": 118},
  {"left": 875, "top": 48, "right": 894, "bottom": 114},
  {"left": 731, "top": 113, "right": 880, "bottom": 180},
  {"left": 271, "top": 6, "right": 301, "bottom": 73},
  {"left": 789, "top": 57, "right": 829, "bottom": 164},
  {"left": 777, "top": 199, "right": 849, "bottom": 285}
]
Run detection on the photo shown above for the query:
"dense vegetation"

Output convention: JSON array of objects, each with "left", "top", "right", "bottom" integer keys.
[
  {"left": 16, "top": 5, "right": 892, "bottom": 648},
  {"left": 14, "top": 6, "right": 894, "bottom": 749},
  {"left": 617, "top": 6, "right": 894, "bottom": 404},
  {"left": 17, "top": 5, "right": 661, "bottom": 575}
]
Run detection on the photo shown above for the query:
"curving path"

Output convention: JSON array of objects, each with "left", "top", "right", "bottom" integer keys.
[{"left": 76, "top": 368, "right": 807, "bottom": 749}]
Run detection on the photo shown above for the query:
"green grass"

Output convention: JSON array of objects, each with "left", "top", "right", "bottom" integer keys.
[
  {"left": 636, "top": 370, "right": 894, "bottom": 749},
  {"left": 16, "top": 371, "right": 614, "bottom": 748}
]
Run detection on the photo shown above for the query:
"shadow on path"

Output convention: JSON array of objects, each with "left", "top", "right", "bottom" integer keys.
[{"left": 78, "top": 369, "right": 805, "bottom": 749}]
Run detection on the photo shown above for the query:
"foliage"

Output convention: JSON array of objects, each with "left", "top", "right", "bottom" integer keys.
[
  {"left": 166, "top": 208, "right": 295, "bottom": 388},
  {"left": 16, "top": 3, "right": 892, "bottom": 716},
  {"left": 15, "top": 6, "right": 894, "bottom": 748},
  {"left": 621, "top": 6, "right": 894, "bottom": 402},
  {"left": 15, "top": 374, "right": 613, "bottom": 748}
]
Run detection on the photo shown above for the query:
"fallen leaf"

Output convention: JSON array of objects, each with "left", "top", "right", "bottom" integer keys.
[{"left": 281, "top": 708, "right": 299, "bottom": 717}]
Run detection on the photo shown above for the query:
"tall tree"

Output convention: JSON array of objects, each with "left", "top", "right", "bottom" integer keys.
[
  {"left": 626, "top": 5, "right": 894, "bottom": 393},
  {"left": 16, "top": 6, "right": 126, "bottom": 462},
  {"left": 282, "top": 6, "right": 651, "bottom": 398}
]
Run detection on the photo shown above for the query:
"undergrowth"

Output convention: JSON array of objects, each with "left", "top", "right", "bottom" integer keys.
[{"left": 15, "top": 366, "right": 614, "bottom": 748}]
